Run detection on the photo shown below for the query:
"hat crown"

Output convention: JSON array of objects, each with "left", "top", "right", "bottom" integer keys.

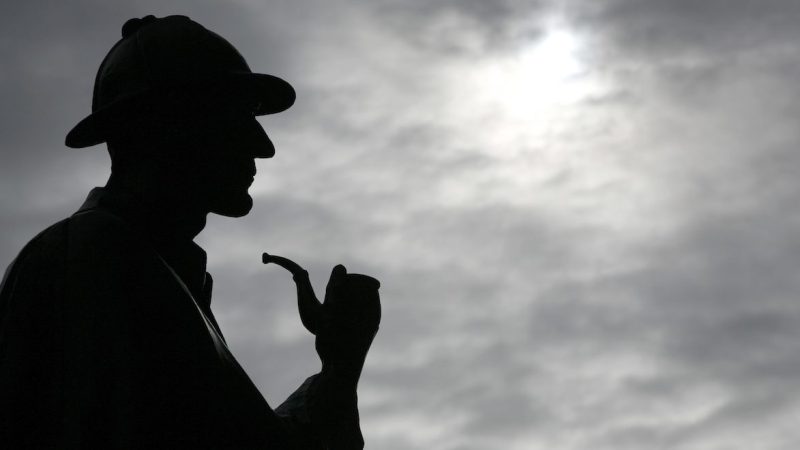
[
  {"left": 120, "top": 15, "right": 157, "bottom": 38},
  {"left": 92, "top": 15, "right": 251, "bottom": 113}
]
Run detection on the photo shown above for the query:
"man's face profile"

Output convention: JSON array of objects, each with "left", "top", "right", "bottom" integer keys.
[
  {"left": 109, "top": 96, "right": 274, "bottom": 218},
  {"left": 190, "top": 104, "right": 272, "bottom": 218}
]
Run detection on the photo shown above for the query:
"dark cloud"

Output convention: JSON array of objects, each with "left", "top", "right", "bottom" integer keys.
[
  {"left": 571, "top": 0, "right": 800, "bottom": 57},
  {"left": 370, "top": 0, "right": 548, "bottom": 56}
]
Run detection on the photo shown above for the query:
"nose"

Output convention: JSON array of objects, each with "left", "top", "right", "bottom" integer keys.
[{"left": 244, "top": 116, "right": 275, "bottom": 158}]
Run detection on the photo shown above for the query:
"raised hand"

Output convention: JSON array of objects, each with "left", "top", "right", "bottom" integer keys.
[{"left": 263, "top": 253, "right": 381, "bottom": 371}]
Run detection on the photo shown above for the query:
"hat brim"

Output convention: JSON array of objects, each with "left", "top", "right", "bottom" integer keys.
[{"left": 65, "top": 72, "right": 295, "bottom": 149}]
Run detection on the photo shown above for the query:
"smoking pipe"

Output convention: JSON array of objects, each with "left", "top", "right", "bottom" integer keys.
[
  {"left": 262, "top": 252, "right": 325, "bottom": 334},
  {"left": 262, "top": 252, "right": 380, "bottom": 337}
]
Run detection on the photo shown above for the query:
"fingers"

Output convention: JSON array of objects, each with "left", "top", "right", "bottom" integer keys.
[{"left": 325, "top": 271, "right": 381, "bottom": 332}]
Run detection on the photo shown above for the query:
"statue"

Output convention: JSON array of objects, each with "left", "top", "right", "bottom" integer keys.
[{"left": 0, "top": 15, "right": 380, "bottom": 449}]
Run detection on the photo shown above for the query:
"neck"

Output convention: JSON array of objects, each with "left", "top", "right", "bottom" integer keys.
[{"left": 104, "top": 171, "right": 208, "bottom": 242}]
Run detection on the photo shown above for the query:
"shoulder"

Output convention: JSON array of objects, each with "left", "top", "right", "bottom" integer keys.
[
  {"left": 68, "top": 207, "right": 141, "bottom": 244},
  {"left": 65, "top": 208, "right": 146, "bottom": 258},
  {"left": 2, "top": 217, "right": 71, "bottom": 287},
  {"left": 6, "top": 209, "right": 142, "bottom": 274},
  {"left": 1, "top": 209, "right": 163, "bottom": 307},
  {"left": 0, "top": 218, "right": 72, "bottom": 333},
  {"left": 12, "top": 217, "right": 71, "bottom": 263},
  {"left": 13, "top": 208, "right": 136, "bottom": 256},
  {"left": 1, "top": 209, "right": 141, "bottom": 296}
]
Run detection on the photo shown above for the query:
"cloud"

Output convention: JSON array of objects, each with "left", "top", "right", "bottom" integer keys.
[{"left": 3, "top": 1, "right": 800, "bottom": 449}]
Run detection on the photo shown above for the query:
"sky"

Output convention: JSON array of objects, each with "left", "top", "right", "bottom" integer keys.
[{"left": 2, "top": 0, "right": 800, "bottom": 448}]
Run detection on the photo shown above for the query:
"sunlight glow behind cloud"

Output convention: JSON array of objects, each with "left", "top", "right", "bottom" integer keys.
[{"left": 478, "top": 28, "right": 588, "bottom": 119}]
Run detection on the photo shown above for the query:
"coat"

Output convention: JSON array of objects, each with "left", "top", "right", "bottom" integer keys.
[{"left": 0, "top": 188, "right": 362, "bottom": 449}]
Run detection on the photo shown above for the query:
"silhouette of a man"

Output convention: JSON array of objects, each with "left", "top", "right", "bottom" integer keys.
[{"left": 0, "top": 15, "right": 379, "bottom": 449}]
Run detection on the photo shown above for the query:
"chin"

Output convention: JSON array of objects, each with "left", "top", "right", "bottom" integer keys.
[{"left": 209, "top": 193, "right": 254, "bottom": 218}]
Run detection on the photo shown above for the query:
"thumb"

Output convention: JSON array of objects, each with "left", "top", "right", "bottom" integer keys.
[{"left": 324, "top": 264, "right": 347, "bottom": 305}]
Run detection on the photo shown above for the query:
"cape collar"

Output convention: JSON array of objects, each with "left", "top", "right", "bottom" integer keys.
[{"left": 76, "top": 187, "right": 211, "bottom": 304}]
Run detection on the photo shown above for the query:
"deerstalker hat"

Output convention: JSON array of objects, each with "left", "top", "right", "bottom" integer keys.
[{"left": 65, "top": 15, "right": 295, "bottom": 148}]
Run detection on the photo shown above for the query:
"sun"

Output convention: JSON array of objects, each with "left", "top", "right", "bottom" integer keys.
[
  {"left": 522, "top": 31, "right": 582, "bottom": 85},
  {"left": 477, "top": 29, "right": 586, "bottom": 121}
]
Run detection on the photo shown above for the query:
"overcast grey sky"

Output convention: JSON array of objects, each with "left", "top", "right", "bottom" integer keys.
[{"left": 2, "top": 0, "right": 800, "bottom": 448}]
